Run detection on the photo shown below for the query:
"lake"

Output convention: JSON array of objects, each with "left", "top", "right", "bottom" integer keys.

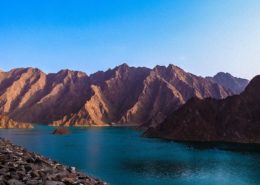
[{"left": 0, "top": 126, "right": 259, "bottom": 185}]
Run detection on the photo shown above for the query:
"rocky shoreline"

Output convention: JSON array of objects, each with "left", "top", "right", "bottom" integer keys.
[{"left": 0, "top": 138, "right": 108, "bottom": 185}]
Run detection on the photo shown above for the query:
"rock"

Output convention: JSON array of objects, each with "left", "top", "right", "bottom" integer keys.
[
  {"left": 45, "top": 181, "right": 65, "bottom": 185},
  {"left": 62, "top": 177, "right": 76, "bottom": 184},
  {"left": 26, "top": 179, "right": 43, "bottom": 185},
  {"left": 68, "top": 166, "right": 76, "bottom": 173},
  {"left": 52, "top": 127, "right": 70, "bottom": 135},
  {"left": 0, "top": 138, "right": 108, "bottom": 185},
  {"left": 7, "top": 179, "right": 25, "bottom": 185},
  {"left": 24, "top": 165, "right": 32, "bottom": 172},
  {"left": 30, "top": 171, "right": 39, "bottom": 178}
]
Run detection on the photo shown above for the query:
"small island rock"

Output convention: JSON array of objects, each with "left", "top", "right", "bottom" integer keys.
[{"left": 52, "top": 127, "right": 70, "bottom": 135}]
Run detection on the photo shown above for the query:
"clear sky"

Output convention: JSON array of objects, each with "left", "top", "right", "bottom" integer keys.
[{"left": 0, "top": 0, "right": 259, "bottom": 79}]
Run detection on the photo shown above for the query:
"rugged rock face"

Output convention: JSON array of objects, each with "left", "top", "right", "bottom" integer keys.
[
  {"left": 0, "top": 138, "right": 108, "bottom": 184},
  {"left": 206, "top": 72, "right": 249, "bottom": 94},
  {"left": 52, "top": 64, "right": 151, "bottom": 126},
  {"left": 0, "top": 64, "right": 232, "bottom": 127},
  {"left": 0, "top": 115, "right": 33, "bottom": 128},
  {"left": 121, "top": 65, "right": 231, "bottom": 127},
  {"left": 52, "top": 127, "right": 70, "bottom": 135},
  {"left": 144, "top": 76, "right": 260, "bottom": 144},
  {"left": 0, "top": 68, "right": 90, "bottom": 124}
]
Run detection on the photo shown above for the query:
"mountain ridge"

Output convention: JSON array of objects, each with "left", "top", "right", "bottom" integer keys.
[
  {"left": 144, "top": 75, "right": 260, "bottom": 143},
  {"left": 206, "top": 72, "right": 249, "bottom": 94},
  {"left": 0, "top": 64, "right": 234, "bottom": 127}
]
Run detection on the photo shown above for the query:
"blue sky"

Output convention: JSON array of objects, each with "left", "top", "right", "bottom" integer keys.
[{"left": 0, "top": 0, "right": 259, "bottom": 79}]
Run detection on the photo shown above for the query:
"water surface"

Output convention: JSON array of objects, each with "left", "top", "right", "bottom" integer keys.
[{"left": 0, "top": 126, "right": 259, "bottom": 185}]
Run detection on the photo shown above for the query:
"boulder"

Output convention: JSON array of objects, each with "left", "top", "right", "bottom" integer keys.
[{"left": 52, "top": 127, "right": 70, "bottom": 135}]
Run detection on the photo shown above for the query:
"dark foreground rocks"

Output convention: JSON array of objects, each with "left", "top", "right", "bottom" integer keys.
[{"left": 0, "top": 138, "right": 108, "bottom": 185}]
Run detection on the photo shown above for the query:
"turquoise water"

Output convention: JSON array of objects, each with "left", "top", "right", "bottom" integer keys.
[{"left": 0, "top": 126, "right": 259, "bottom": 185}]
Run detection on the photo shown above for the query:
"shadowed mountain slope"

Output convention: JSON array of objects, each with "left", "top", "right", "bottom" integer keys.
[{"left": 144, "top": 76, "right": 260, "bottom": 144}]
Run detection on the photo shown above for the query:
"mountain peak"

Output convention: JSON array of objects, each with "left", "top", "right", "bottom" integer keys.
[
  {"left": 56, "top": 69, "right": 87, "bottom": 77},
  {"left": 206, "top": 72, "right": 249, "bottom": 94},
  {"left": 117, "top": 63, "right": 129, "bottom": 68},
  {"left": 114, "top": 63, "right": 130, "bottom": 71}
]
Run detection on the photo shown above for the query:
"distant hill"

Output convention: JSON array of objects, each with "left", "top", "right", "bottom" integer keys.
[
  {"left": 206, "top": 72, "right": 249, "bottom": 94},
  {"left": 0, "top": 64, "right": 233, "bottom": 127},
  {"left": 144, "top": 75, "right": 260, "bottom": 144}
]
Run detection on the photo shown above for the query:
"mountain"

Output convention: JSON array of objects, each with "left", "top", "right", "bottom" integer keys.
[
  {"left": 206, "top": 72, "right": 249, "bottom": 94},
  {"left": 120, "top": 65, "right": 231, "bottom": 127},
  {"left": 0, "top": 68, "right": 90, "bottom": 123},
  {"left": 52, "top": 64, "right": 151, "bottom": 126},
  {"left": 0, "top": 64, "right": 232, "bottom": 127},
  {"left": 144, "top": 76, "right": 260, "bottom": 144},
  {"left": 51, "top": 64, "right": 231, "bottom": 127},
  {"left": 0, "top": 115, "right": 33, "bottom": 128}
]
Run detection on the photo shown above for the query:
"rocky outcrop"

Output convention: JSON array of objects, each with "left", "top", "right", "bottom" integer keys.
[
  {"left": 0, "top": 64, "right": 233, "bottom": 127},
  {"left": 206, "top": 72, "right": 249, "bottom": 94},
  {"left": 144, "top": 76, "right": 260, "bottom": 144},
  {"left": 0, "top": 115, "right": 33, "bottom": 128},
  {"left": 52, "top": 127, "right": 70, "bottom": 135},
  {"left": 0, "top": 138, "right": 108, "bottom": 184}
]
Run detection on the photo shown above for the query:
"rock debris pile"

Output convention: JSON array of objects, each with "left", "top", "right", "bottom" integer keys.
[{"left": 0, "top": 138, "right": 108, "bottom": 185}]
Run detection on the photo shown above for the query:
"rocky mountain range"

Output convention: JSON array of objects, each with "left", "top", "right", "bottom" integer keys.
[
  {"left": 144, "top": 75, "right": 260, "bottom": 144},
  {"left": 0, "top": 64, "right": 236, "bottom": 127},
  {"left": 206, "top": 72, "right": 249, "bottom": 94},
  {"left": 0, "top": 115, "right": 33, "bottom": 128}
]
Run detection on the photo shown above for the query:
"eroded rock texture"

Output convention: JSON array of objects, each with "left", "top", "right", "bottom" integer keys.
[
  {"left": 0, "top": 64, "right": 232, "bottom": 127},
  {"left": 0, "top": 138, "right": 108, "bottom": 184},
  {"left": 0, "top": 115, "right": 33, "bottom": 128}
]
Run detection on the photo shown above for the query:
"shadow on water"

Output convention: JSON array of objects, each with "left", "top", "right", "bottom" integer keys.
[
  {"left": 120, "top": 159, "right": 203, "bottom": 179},
  {"left": 174, "top": 141, "right": 260, "bottom": 154}
]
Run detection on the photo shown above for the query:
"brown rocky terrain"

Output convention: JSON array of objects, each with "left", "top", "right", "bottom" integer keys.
[
  {"left": 0, "top": 115, "right": 33, "bottom": 129},
  {"left": 0, "top": 64, "right": 233, "bottom": 127},
  {"left": 52, "top": 64, "right": 151, "bottom": 126},
  {"left": 144, "top": 75, "right": 260, "bottom": 144},
  {"left": 120, "top": 65, "right": 231, "bottom": 127},
  {"left": 206, "top": 72, "right": 249, "bottom": 94},
  {"left": 0, "top": 68, "right": 90, "bottom": 124},
  {"left": 0, "top": 138, "right": 108, "bottom": 185}
]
